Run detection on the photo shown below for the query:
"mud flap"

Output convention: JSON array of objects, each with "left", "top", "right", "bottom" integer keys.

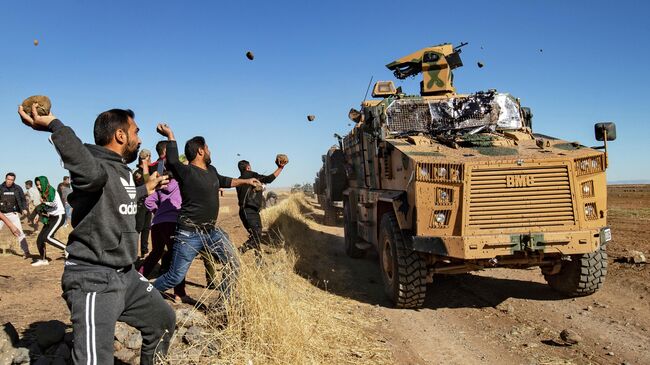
[{"left": 411, "top": 236, "right": 448, "bottom": 256}]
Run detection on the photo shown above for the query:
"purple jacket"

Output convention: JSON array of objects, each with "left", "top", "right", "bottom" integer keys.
[{"left": 145, "top": 179, "right": 181, "bottom": 226}]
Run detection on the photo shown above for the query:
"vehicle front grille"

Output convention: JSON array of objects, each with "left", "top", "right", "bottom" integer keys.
[{"left": 468, "top": 165, "right": 575, "bottom": 230}]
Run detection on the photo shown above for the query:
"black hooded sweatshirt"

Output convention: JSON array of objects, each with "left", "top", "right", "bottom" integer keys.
[{"left": 49, "top": 119, "right": 146, "bottom": 268}]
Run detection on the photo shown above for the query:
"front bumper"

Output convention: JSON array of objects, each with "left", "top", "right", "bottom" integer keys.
[{"left": 412, "top": 226, "right": 611, "bottom": 259}]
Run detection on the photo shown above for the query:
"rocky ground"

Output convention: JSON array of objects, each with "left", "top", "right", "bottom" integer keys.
[
  {"left": 300, "top": 185, "right": 650, "bottom": 365},
  {"left": 0, "top": 187, "right": 648, "bottom": 364}
]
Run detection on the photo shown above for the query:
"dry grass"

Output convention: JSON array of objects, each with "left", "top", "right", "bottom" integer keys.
[
  {"left": 609, "top": 207, "right": 650, "bottom": 220},
  {"left": 163, "top": 194, "right": 392, "bottom": 365}
]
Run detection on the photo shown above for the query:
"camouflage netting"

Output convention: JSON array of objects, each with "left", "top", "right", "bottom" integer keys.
[
  {"left": 385, "top": 91, "right": 522, "bottom": 135},
  {"left": 21, "top": 95, "right": 51, "bottom": 117}
]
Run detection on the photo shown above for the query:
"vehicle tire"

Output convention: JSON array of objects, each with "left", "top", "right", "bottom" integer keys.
[
  {"left": 378, "top": 212, "right": 427, "bottom": 308},
  {"left": 344, "top": 201, "right": 365, "bottom": 258},
  {"left": 544, "top": 245, "right": 607, "bottom": 297}
]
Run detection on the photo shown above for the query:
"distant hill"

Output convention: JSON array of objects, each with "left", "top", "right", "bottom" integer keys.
[{"left": 609, "top": 180, "right": 650, "bottom": 185}]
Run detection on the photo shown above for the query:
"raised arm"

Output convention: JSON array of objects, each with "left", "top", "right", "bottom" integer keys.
[
  {"left": 156, "top": 123, "right": 189, "bottom": 181},
  {"left": 19, "top": 105, "right": 108, "bottom": 192},
  {"left": 255, "top": 155, "right": 288, "bottom": 184}
]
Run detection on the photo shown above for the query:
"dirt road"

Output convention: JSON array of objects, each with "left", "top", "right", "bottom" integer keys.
[
  {"left": 0, "top": 188, "right": 648, "bottom": 364},
  {"left": 294, "top": 186, "right": 649, "bottom": 365}
]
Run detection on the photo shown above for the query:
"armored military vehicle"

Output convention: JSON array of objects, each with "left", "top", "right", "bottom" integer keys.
[
  {"left": 314, "top": 146, "right": 347, "bottom": 225},
  {"left": 337, "top": 43, "right": 616, "bottom": 308}
]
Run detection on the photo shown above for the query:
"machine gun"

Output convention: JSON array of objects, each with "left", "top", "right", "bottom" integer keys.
[{"left": 385, "top": 42, "right": 466, "bottom": 96}]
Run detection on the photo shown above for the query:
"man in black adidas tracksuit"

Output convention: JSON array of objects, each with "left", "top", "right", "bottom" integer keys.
[{"left": 19, "top": 105, "right": 175, "bottom": 365}]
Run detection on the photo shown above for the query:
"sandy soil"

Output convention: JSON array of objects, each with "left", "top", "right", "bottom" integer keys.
[
  {"left": 297, "top": 185, "right": 650, "bottom": 365},
  {"left": 0, "top": 193, "right": 249, "bottom": 340},
  {"left": 0, "top": 187, "right": 648, "bottom": 364}
]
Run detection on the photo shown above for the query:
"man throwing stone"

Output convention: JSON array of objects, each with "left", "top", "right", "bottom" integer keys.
[
  {"left": 237, "top": 157, "right": 287, "bottom": 253},
  {"left": 18, "top": 104, "right": 175, "bottom": 365},
  {"left": 154, "top": 123, "right": 259, "bottom": 300}
]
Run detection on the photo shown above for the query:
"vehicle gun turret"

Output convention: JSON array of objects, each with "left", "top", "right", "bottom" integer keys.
[{"left": 386, "top": 42, "right": 466, "bottom": 96}]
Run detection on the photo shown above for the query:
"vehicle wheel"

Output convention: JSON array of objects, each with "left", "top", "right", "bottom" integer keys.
[
  {"left": 378, "top": 212, "right": 427, "bottom": 308},
  {"left": 544, "top": 245, "right": 607, "bottom": 296},
  {"left": 344, "top": 201, "right": 365, "bottom": 258}
]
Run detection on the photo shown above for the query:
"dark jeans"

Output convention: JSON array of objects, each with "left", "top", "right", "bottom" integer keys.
[
  {"left": 62, "top": 261, "right": 175, "bottom": 365},
  {"left": 140, "top": 222, "right": 186, "bottom": 297},
  {"left": 153, "top": 227, "right": 239, "bottom": 298},
  {"left": 239, "top": 207, "right": 262, "bottom": 249},
  {"left": 135, "top": 203, "right": 152, "bottom": 255}
]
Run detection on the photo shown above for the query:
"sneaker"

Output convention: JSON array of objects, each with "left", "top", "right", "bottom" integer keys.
[{"left": 31, "top": 259, "right": 49, "bottom": 267}]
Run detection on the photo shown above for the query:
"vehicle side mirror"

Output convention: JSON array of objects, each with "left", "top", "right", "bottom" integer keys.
[{"left": 595, "top": 122, "right": 616, "bottom": 141}]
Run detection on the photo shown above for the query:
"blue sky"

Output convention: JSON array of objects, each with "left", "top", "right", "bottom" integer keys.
[{"left": 1, "top": 0, "right": 648, "bottom": 187}]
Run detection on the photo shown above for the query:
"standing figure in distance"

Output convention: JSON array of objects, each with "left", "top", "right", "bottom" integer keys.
[{"left": 0, "top": 172, "right": 30, "bottom": 257}]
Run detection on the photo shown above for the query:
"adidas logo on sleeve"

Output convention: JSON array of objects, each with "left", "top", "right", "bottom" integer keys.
[
  {"left": 120, "top": 174, "right": 137, "bottom": 199},
  {"left": 118, "top": 173, "right": 138, "bottom": 215}
]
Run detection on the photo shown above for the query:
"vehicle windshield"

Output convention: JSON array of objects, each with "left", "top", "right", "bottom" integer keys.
[{"left": 385, "top": 91, "right": 523, "bottom": 137}]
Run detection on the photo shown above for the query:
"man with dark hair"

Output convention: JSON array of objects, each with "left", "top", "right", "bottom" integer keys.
[
  {"left": 237, "top": 158, "right": 287, "bottom": 252},
  {"left": 18, "top": 104, "right": 175, "bottom": 365},
  {"left": 0, "top": 172, "right": 30, "bottom": 257},
  {"left": 153, "top": 124, "right": 259, "bottom": 300},
  {"left": 154, "top": 140, "right": 168, "bottom": 175},
  {"left": 57, "top": 176, "right": 73, "bottom": 227}
]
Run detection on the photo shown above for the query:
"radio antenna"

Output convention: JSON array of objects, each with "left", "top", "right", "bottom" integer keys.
[{"left": 362, "top": 76, "right": 374, "bottom": 101}]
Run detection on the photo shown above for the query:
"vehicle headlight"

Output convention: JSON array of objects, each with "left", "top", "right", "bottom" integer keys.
[
  {"left": 416, "top": 163, "right": 463, "bottom": 182},
  {"left": 582, "top": 183, "right": 591, "bottom": 195},
  {"left": 584, "top": 204, "right": 595, "bottom": 217},
  {"left": 437, "top": 167, "right": 447, "bottom": 178},
  {"left": 419, "top": 167, "right": 429, "bottom": 178},
  {"left": 575, "top": 156, "right": 603, "bottom": 176},
  {"left": 435, "top": 212, "right": 446, "bottom": 223},
  {"left": 440, "top": 190, "right": 448, "bottom": 201}
]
